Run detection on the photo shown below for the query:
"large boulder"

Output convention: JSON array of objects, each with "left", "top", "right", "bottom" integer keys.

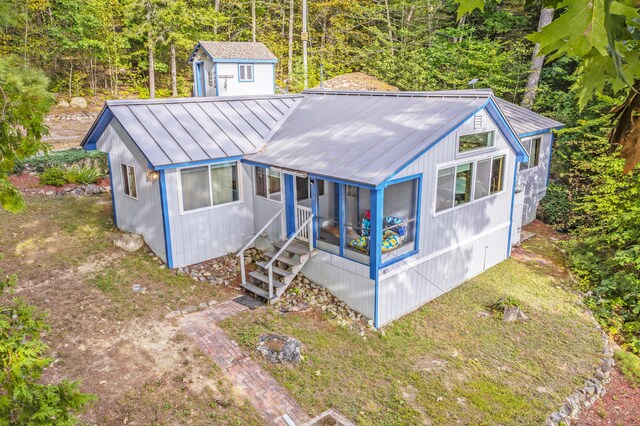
[
  {"left": 256, "top": 334, "right": 301, "bottom": 364},
  {"left": 113, "top": 233, "right": 144, "bottom": 252},
  {"left": 57, "top": 99, "right": 71, "bottom": 108},
  {"left": 70, "top": 97, "right": 88, "bottom": 108}
]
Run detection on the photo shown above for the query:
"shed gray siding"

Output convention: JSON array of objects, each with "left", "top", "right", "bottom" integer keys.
[
  {"left": 96, "top": 120, "right": 166, "bottom": 261},
  {"left": 163, "top": 163, "right": 256, "bottom": 267},
  {"left": 517, "top": 132, "right": 553, "bottom": 225},
  {"left": 376, "top": 108, "right": 516, "bottom": 326},
  {"left": 302, "top": 251, "right": 375, "bottom": 319}
]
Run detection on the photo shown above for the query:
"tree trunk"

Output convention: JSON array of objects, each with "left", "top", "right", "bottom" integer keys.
[
  {"left": 214, "top": 0, "right": 220, "bottom": 34},
  {"left": 148, "top": 37, "right": 155, "bottom": 99},
  {"left": 170, "top": 44, "right": 177, "bottom": 97},
  {"left": 383, "top": 0, "right": 394, "bottom": 51},
  {"left": 287, "top": 0, "right": 294, "bottom": 89},
  {"left": 521, "top": 8, "right": 554, "bottom": 109},
  {"left": 251, "top": 0, "right": 257, "bottom": 42},
  {"left": 68, "top": 62, "right": 73, "bottom": 98}
]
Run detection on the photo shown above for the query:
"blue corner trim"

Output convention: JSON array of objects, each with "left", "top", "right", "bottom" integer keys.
[
  {"left": 338, "top": 184, "right": 345, "bottom": 257},
  {"left": 81, "top": 107, "right": 113, "bottom": 149},
  {"left": 369, "top": 188, "right": 383, "bottom": 280},
  {"left": 107, "top": 153, "right": 117, "bottom": 227},
  {"left": 159, "top": 170, "right": 174, "bottom": 268},
  {"left": 238, "top": 63, "right": 255, "bottom": 82},
  {"left": 545, "top": 133, "right": 555, "bottom": 187},
  {"left": 506, "top": 161, "right": 518, "bottom": 258},
  {"left": 153, "top": 156, "right": 243, "bottom": 171},
  {"left": 284, "top": 174, "right": 296, "bottom": 237},
  {"left": 374, "top": 273, "right": 380, "bottom": 329}
]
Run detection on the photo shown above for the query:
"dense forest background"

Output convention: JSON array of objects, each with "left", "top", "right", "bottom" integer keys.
[{"left": 1, "top": 0, "right": 639, "bottom": 355}]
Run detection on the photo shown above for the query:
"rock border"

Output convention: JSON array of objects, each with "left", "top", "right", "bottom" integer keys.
[
  {"left": 545, "top": 325, "right": 615, "bottom": 426},
  {"left": 165, "top": 300, "right": 218, "bottom": 319}
]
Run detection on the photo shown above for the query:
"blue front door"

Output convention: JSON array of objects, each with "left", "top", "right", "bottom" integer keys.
[{"left": 196, "top": 62, "right": 205, "bottom": 96}]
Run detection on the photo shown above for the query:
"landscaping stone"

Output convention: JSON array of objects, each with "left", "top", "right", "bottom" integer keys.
[
  {"left": 113, "top": 233, "right": 144, "bottom": 252},
  {"left": 503, "top": 306, "right": 528, "bottom": 322},
  {"left": 70, "top": 96, "right": 88, "bottom": 108},
  {"left": 84, "top": 183, "right": 102, "bottom": 194},
  {"left": 131, "top": 284, "right": 146, "bottom": 293},
  {"left": 256, "top": 334, "right": 301, "bottom": 364},
  {"left": 57, "top": 99, "right": 70, "bottom": 108}
]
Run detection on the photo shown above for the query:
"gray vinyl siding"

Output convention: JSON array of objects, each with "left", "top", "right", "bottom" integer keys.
[
  {"left": 163, "top": 163, "right": 256, "bottom": 267},
  {"left": 96, "top": 121, "right": 166, "bottom": 261},
  {"left": 517, "top": 132, "right": 552, "bottom": 225},
  {"left": 376, "top": 108, "right": 516, "bottom": 326},
  {"left": 302, "top": 251, "right": 375, "bottom": 319}
]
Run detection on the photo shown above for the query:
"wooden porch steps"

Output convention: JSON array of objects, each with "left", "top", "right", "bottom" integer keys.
[{"left": 242, "top": 239, "right": 315, "bottom": 304}]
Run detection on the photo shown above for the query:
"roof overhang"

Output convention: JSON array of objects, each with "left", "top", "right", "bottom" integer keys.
[{"left": 81, "top": 106, "right": 113, "bottom": 151}]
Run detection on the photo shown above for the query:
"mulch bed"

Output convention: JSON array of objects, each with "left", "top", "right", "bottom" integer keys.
[{"left": 576, "top": 367, "right": 640, "bottom": 425}]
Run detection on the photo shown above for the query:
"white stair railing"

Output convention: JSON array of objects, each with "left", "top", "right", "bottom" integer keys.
[
  {"left": 263, "top": 214, "right": 314, "bottom": 299},
  {"left": 237, "top": 208, "right": 284, "bottom": 287}
]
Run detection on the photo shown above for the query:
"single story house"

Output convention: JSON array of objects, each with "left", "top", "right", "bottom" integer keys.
[{"left": 81, "top": 89, "right": 562, "bottom": 327}]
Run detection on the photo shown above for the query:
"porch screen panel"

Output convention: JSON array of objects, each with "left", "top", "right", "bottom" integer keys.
[
  {"left": 383, "top": 178, "right": 418, "bottom": 248},
  {"left": 210, "top": 162, "right": 238, "bottom": 205},
  {"left": 181, "top": 166, "right": 210, "bottom": 211}
]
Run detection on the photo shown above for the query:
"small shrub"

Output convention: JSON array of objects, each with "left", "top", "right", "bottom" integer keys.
[
  {"left": 63, "top": 164, "right": 101, "bottom": 185},
  {"left": 614, "top": 350, "right": 640, "bottom": 387},
  {"left": 14, "top": 149, "right": 107, "bottom": 174},
  {"left": 487, "top": 297, "right": 522, "bottom": 317},
  {"left": 39, "top": 167, "right": 66, "bottom": 186},
  {"left": 538, "top": 183, "right": 571, "bottom": 229}
]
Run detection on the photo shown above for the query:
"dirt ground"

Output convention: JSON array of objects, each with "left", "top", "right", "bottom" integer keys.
[
  {"left": 0, "top": 195, "right": 261, "bottom": 425},
  {"left": 43, "top": 104, "right": 103, "bottom": 150}
]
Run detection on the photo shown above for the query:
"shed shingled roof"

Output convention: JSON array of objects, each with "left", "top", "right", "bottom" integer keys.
[
  {"left": 190, "top": 41, "right": 278, "bottom": 62},
  {"left": 82, "top": 96, "right": 302, "bottom": 168}
]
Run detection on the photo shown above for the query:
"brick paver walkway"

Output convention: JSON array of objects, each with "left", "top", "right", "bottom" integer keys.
[{"left": 178, "top": 299, "right": 309, "bottom": 425}]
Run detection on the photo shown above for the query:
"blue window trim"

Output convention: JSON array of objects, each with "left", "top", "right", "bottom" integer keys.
[
  {"left": 506, "top": 160, "right": 519, "bottom": 258},
  {"left": 284, "top": 174, "right": 296, "bottom": 237},
  {"left": 238, "top": 63, "right": 255, "bottom": 82},
  {"left": 153, "top": 156, "right": 243, "bottom": 171},
  {"left": 107, "top": 153, "right": 117, "bottom": 226},
  {"left": 159, "top": 170, "right": 174, "bottom": 268},
  {"left": 378, "top": 173, "right": 423, "bottom": 268}
]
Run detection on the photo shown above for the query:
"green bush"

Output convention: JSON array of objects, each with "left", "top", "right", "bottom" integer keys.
[
  {"left": 63, "top": 164, "right": 101, "bottom": 185},
  {"left": 39, "top": 167, "right": 66, "bottom": 186},
  {"left": 14, "top": 149, "right": 107, "bottom": 174},
  {"left": 538, "top": 183, "right": 571, "bottom": 229},
  {"left": 615, "top": 350, "right": 640, "bottom": 387}
]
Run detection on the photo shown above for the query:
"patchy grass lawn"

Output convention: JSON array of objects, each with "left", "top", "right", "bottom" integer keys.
[
  {"left": 221, "top": 230, "right": 602, "bottom": 425},
  {"left": 0, "top": 195, "right": 259, "bottom": 425}
]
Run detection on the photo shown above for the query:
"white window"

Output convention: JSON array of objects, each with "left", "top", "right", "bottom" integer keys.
[
  {"left": 435, "top": 154, "right": 506, "bottom": 213},
  {"left": 296, "top": 176, "right": 325, "bottom": 201},
  {"left": 180, "top": 162, "right": 240, "bottom": 212},
  {"left": 238, "top": 64, "right": 254, "bottom": 82},
  {"left": 121, "top": 164, "right": 137, "bottom": 199},
  {"left": 458, "top": 131, "right": 495, "bottom": 153},
  {"left": 520, "top": 137, "right": 541, "bottom": 170},
  {"left": 254, "top": 166, "right": 282, "bottom": 202}
]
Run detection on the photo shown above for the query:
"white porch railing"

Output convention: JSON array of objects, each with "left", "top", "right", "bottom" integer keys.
[
  {"left": 296, "top": 205, "right": 312, "bottom": 242},
  {"left": 237, "top": 208, "right": 284, "bottom": 287},
  {"left": 263, "top": 214, "right": 314, "bottom": 298}
]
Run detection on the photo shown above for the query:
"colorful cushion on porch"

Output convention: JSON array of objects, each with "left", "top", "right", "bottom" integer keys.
[
  {"left": 349, "top": 235, "right": 369, "bottom": 253},
  {"left": 384, "top": 216, "right": 406, "bottom": 236},
  {"left": 381, "top": 230, "right": 401, "bottom": 252}
]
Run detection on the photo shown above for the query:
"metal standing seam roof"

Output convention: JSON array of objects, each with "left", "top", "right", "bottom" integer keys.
[
  {"left": 248, "top": 90, "right": 495, "bottom": 186},
  {"left": 189, "top": 41, "right": 278, "bottom": 63},
  {"left": 495, "top": 97, "right": 563, "bottom": 136},
  {"left": 83, "top": 96, "right": 303, "bottom": 168}
]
